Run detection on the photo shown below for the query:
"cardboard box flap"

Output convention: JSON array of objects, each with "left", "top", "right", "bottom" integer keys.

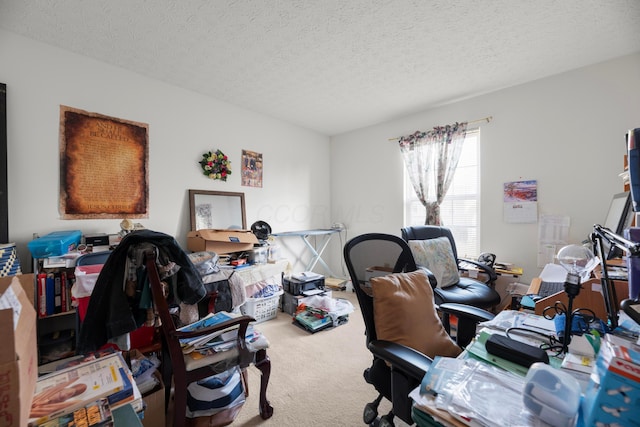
[
  {"left": 187, "top": 229, "right": 260, "bottom": 254},
  {"left": 0, "top": 274, "right": 38, "bottom": 426},
  {"left": 0, "top": 310, "right": 15, "bottom": 363},
  {"left": 189, "top": 229, "right": 259, "bottom": 244}
]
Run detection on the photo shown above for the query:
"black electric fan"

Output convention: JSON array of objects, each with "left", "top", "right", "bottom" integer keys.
[{"left": 251, "top": 221, "right": 272, "bottom": 241}]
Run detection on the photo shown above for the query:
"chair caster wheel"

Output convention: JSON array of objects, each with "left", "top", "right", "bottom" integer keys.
[{"left": 363, "top": 403, "right": 378, "bottom": 424}]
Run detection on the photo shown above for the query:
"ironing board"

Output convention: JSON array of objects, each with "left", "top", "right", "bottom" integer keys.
[{"left": 271, "top": 229, "right": 339, "bottom": 277}]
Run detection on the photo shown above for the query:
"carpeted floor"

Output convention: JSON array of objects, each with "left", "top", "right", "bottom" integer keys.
[{"left": 168, "top": 290, "right": 411, "bottom": 427}]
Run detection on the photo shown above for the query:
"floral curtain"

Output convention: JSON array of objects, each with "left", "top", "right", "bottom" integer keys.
[{"left": 399, "top": 122, "right": 468, "bottom": 225}]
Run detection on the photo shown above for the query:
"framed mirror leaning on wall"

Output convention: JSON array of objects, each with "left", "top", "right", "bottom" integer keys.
[{"left": 189, "top": 190, "right": 247, "bottom": 231}]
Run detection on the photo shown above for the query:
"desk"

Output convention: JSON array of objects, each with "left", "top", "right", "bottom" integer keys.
[
  {"left": 529, "top": 277, "right": 629, "bottom": 322},
  {"left": 271, "top": 229, "right": 339, "bottom": 277}
]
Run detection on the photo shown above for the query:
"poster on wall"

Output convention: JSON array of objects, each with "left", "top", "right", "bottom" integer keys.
[
  {"left": 537, "top": 214, "right": 570, "bottom": 267},
  {"left": 59, "top": 105, "right": 149, "bottom": 219},
  {"left": 503, "top": 179, "right": 538, "bottom": 223},
  {"left": 241, "top": 149, "right": 263, "bottom": 188}
]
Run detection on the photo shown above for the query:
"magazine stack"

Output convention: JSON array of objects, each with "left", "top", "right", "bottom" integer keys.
[{"left": 28, "top": 351, "right": 142, "bottom": 427}]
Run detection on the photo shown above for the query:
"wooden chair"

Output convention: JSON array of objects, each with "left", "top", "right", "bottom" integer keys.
[{"left": 143, "top": 250, "right": 274, "bottom": 426}]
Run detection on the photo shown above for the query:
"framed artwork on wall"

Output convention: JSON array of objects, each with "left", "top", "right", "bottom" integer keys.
[
  {"left": 241, "top": 149, "right": 263, "bottom": 188},
  {"left": 59, "top": 106, "right": 149, "bottom": 219}
]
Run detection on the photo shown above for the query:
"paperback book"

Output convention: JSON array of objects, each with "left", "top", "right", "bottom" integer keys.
[{"left": 28, "top": 352, "right": 134, "bottom": 426}]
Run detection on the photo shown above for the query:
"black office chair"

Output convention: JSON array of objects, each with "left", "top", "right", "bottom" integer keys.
[
  {"left": 344, "top": 233, "right": 494, "bottom": 427},
  {"left": 401, "top": 225, "right": 500, "bottom": 310}
]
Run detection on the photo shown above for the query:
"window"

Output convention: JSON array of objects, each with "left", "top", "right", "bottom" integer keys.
[{"left": 404, "top": 129, "right": 480, "bottom": 258}]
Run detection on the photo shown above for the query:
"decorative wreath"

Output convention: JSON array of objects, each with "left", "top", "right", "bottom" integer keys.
[{"left": 199, "top": 149, "right": 232, "bottom": 181}]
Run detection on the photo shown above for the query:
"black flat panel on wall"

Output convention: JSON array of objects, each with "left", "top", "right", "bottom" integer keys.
[{"left": 0, "top": 83, "right": 7, "bottom": 243}]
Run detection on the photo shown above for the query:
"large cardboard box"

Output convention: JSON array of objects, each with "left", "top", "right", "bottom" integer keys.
[
  {"left": 141, "top": 371, "right": 165, "bottom": 427},
  {"left": 187, "top": 229, "right": 259, "bottom": 254},
  {"left": 0, "top": 274, "right": 38, "bottom": 426}
]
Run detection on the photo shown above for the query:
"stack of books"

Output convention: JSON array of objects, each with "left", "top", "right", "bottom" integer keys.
[
  {"left": 28, "top": 352, "right": 142, "bottom": 427},
  {"left": 36, "top": 270, "right": 75, "bottom": 317}
]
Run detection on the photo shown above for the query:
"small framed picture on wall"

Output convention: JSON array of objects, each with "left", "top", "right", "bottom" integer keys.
[{"left": 241, "top": 149, "right": 263, "bottom": 188}]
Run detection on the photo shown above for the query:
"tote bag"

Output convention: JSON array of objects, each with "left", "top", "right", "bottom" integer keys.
[
  {"left": 0, "top": 243, "right": 22, "bottom": 277},
  {"left": 186, "top": 366, "right": 246, "bottom": 419}
]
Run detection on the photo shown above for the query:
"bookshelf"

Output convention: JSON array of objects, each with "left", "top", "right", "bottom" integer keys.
[{"left": 33, "top": 257, "right": 78, "bottom": 367}]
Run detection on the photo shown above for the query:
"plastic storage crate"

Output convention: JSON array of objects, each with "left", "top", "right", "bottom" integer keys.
[
  {"left": 28, "top": 230, "right": 82, "bottom": 258},
  {"left": 240, "top": 290, "right": 283, "bottom": 323}
]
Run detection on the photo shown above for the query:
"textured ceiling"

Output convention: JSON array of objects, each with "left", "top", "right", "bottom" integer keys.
[{"left": 1, "top": 0, "right": 640, "bottom": 136}]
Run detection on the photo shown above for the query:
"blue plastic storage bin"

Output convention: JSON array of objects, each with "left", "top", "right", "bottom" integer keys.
[{"left": 28, "top": 230, "right": 82, "bottom": 258}]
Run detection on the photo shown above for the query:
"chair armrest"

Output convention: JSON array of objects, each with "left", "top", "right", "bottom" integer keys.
[
  {"left": 457, "top": 259, "right": 498, "bottom": 284},
  {"left": 438, "top": 303, "right": 494, "bottom": 323},
  {"left": 171, "top": 315, "right": 254, "bottom": 341},
  {"left": 368, "top": 340, "right": 432, "bottom": 380}
]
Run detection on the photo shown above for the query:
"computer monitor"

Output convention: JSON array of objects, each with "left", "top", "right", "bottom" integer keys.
[{"left": 603, "top": 191, "right": 633, "bottom": 259}]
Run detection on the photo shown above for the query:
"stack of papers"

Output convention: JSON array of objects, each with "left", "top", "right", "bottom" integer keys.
[
  {"left": 179, "top": 311, "right": 246, "bottom": 354},
  {"left": 292, "top": 271, "right": 324, "bottom": 281},
  {"left": 479, "top": 310, "right": 557, "bottom": 336}
]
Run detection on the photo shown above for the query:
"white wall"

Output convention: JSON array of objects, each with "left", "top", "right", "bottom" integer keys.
[
  {"left": 330, "top": 53, "right": 640, "bottom": 284},
  {"left": 0, "top": 30, "right": 331, "bottom": 272}
]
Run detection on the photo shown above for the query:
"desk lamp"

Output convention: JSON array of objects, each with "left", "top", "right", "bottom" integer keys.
[
  {"left": 556, "top": 244, "right": 595, "bottom": 354},
  {"left": 592, "top": 224, "right": 640, "bottom": 329}
]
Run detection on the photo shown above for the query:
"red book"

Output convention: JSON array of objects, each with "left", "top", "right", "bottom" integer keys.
[
  {"left": 60, "top": 270, "right": 68, "bottom": 313},
  {"left": 37, "top": 273, "right": 47, "bottom": 318}
]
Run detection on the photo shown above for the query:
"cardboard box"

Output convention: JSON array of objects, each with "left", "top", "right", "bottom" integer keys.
[
  {"left": 187, "top": 229, "right": 259, "bottom": 254},
  {"left": 0, "top": 274, "right": 38, "bottom": 426},
  {"left": 141, "top": 371, "right": 165, "bottom": 427},
  {"left": 361, "top": 266, "right": 394, "bottom": 295},
  {"left": 364, "top": 266, "right": 393, "bottom": 281}
]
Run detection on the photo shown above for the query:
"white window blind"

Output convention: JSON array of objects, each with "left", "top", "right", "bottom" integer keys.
[{"left": 404, "top": 129, "right": 480, "bottom": 258}]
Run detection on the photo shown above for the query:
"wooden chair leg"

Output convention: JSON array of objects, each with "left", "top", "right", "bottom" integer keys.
[
  {"left": 254, "top": 348, "right": 273, "bottom": 419},
  {"left": 161, "top": 347, "right": 173, "bottom": 413},
  {"left": 241, "top": 368, "right": 250, "bottom": 397},
  {"left": 173, "top": 374, "right": 188, "bottom": 427}
]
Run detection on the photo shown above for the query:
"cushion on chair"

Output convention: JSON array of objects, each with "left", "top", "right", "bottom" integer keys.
[
  {"left": 408, "top": 237, "right": 460, "bottom": 288},
  {"left": 370, "top": 269, "right": 461, "bottom": 359}
]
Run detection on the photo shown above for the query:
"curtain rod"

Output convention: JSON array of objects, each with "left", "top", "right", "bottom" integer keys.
[{"left": 388, "top": 115, "right": 493, "bottom": 141}]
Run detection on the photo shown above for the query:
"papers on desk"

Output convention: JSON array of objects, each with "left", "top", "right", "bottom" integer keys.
[
  {"left": 539, "top": 259, "right": 598, "bottom": 283},
  {"left": 522, "top": 315, "right": 556, "bottom": 333},
  {"left": 479, "top": 310, "right": 556, "bottom": 336}
]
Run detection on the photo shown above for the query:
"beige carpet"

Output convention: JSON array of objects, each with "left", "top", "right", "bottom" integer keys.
[{"left": 230, "top": 290, "right": 411, "bottom": 427}]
